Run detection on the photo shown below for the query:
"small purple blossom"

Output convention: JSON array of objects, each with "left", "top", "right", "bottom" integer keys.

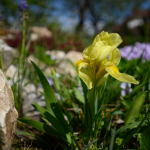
[
  {"left": 39, "top": 77, "right": 54, "bottom": 88},
  {"left": 0, "top": 15, "right": 5, "bottom": 21},
  {"left": 47, "top": 78, "right": 54, "bottom": 86},
  {"left": 120, "top": 82, "right": 132, "bottom": 96},
  {"left": 120, "top": 45, "right": 132, "bottom": 59},
  {"left": 19, "top": 0, "right": 28, "bottom": 12},
  {"left": 78, "top": 86, "right": 84, "bottom": 95},
  {"left": 78, "top": 81, "right": 84, "bottom": 95},
  {"left": 119, "top": 42, "right": 150, "bottom": 61}
]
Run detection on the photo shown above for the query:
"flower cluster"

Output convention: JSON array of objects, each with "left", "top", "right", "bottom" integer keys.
[
  {"left": 39, "top": 77, "right": 54, "bottom": 88},
  {"left": 19, "top": 0, "right": 28, "bottom": 12},
  {"left": 120, "top": 82, "right": 132, "bottom": 96},
  {"left": 0, "top": 15, "right": 5, "bottom": 21},
  {"left": 120, "top": 42, "right": 150, "bottom": 61},
  {"left": 78, "top": 81, "right": 84, "bottom": 95}
]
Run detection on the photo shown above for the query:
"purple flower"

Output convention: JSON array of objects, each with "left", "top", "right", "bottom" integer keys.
[
  {"left": 19, "top": 0, "right": 28, "bottom": 12},
  {"left": 47, "top": 78, "right": 54, "bottom": 86},
  {"left": 39, "top": 77, "right": 54, "bottom": 88},
  {"left": 120, "top": 82, "right": 132, "bottom": 96},
  {"left": 78, "top": 81, "right": 84, "bottom": 95},
  {"left": 143, "top": 44, "right": 150, "bottom": 60},
  {"left": 119, "top": 45, "right": 132, "bottom": 59},
  {"left": 120, "top": 42, "right": 150, "bottom": 61},
  {"left": 0, "top": 15, "right": 5, "bottom": 21},
  {"left": 78, "top": 86, "right": 84, "bottom": 95}
]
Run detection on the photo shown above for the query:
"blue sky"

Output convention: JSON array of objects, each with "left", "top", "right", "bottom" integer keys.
[
  {"left": 48, "top": 0, "right": 150, "bottom": 33},
  {"left": 1, "top": 0, "right": 149, "bottom": 34}
]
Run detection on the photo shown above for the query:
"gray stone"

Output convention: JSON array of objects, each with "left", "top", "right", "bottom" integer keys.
[
  {"left": 27, "top": 55, "right": 46, "bottom": 69},
  {"left": 22, "top": 83, "right": 46, "bottom": 117},
  {"left": 0, "top": 69, "right": 18, "bottom": 150},
  {"left": 66, "top": 50, "right": 83, "bottom": 63},
  {"left": 0, "top": 39, "right": 14, "bottom": 69},
  {"left": 45, "top": 50, "right": 65, "bottom": 62},
  {"left": 5, "top": 65, "right": 17, "bottom": 86},
  {"left": 56, "top": 50, "right": 83, "bottom": 77},
  {"left": 31, "top": 27, "right": 52, "bottom": 38}
]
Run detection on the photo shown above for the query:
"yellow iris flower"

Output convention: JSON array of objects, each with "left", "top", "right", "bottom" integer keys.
[{"left": 75, "top": 31, "right": 139, "bottom": 89}]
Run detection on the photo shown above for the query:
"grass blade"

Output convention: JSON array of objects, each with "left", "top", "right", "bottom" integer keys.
[
  {"left": 15, "top": 130, "right": 49, "bottom": 145},
  {"left": 73, "top": 87, "right": 85, "bottom": 104},
  {"left": 109, "top": 127, "right": 116, "bottom": 150},
  {"left": 31, "top": 61, "right": 70, "bottom": 132},
  {"left": 126, "top": 82, "right": 147, "bottom": 99},
  {"left": 18, "top": 118, "right": 68, "bottom": 143},
  {"left": 124, "top": 91, "right": 147, "bottom": 126},
  {"left": 34, "top": 102, "right": 67, "bottom": 135},
  {"left": 81, "top": 139, "right": 98, "bottom": 150}
]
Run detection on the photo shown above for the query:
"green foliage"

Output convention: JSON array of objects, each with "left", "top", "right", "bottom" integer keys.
[
  {"left": 140, "top": 128, "right": 150, "bottom": 149},
  {"left": 124, "top": 91, "right": 147, "bottom": 126},
  {"left": 35, "top": 46, "right": 55, "bottom": 65},
  {"left": 16, "top": 57, "right": 150, "bottom": 149},
  {"left": 18, "top": 61, "right": 79, "bottom": 149},
  {"left": 72, "top": 87, "right": 85, "bottom": 104}
]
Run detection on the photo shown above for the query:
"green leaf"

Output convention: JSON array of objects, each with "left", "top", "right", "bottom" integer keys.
[
  {"left": 116, "top": 108, "right": 149, "bottom": 149},
  {"left": 51, "top": 68, "right": 60, "bottom": 92},
  {"left": 81, "top": 139, "right": 98, "bottom": 150},
  {"left": 107, "top": 111, "right": 124, "bottom": 131},
  {"left": 121, "top": 99, "right": 132, "bottom": 108},
  {"left": 104, "top": 121, "right": 147, "bottom": 149},
  {"left": 122, "top": 124, "right": 150, "bottom": 140},
  {"left": 34, "top": 102, "right": 67, "bottom": 135},
  {"left": 115, "top": 121, "right": 147, "bottom": 136},
  {"left": 124, "top": 91, "right": 147, "bottom": 126},
  {"left": 73, "top": 87, "right": 85, "bottom": 104},
  {"left": 15, "top": 130, "right": 49, "bottom": 145},
  {"left": 109, "top": 127, "right": 116, "bottom": 150},
  {"left": 18, "top": 119, "right": 67, "bottom": 142},
  {"left": 98, "top": 77, "right": 107, "bottom": 101},
  {"left": 126, "top": 82, "right": 147, "bottom": 99},
  {"left": 31, "top": 61, "right": 70, "bottom": 133},
  {"left": 80, "top": 78, "right": 88, "bottom": 101},
  {"left": 140, "top": 127, "right": 150, "bottom": 149},
  {"left": 63, "top": 108, "right": 77, "bottom": 125},
  {"left": 117, "top": 118, "right": 146, "bottom": 149}
]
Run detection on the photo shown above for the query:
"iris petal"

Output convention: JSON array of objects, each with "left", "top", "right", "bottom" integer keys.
[
  {"left": 96, "top": 32, "right": 122, "bottom": 64},
  {"left": 110, "top": 48, "right": 121, "bottom": 66},
  {"left": 75, "top": 61, "right": 94, "bottom": 89},
  {"left": 106, "top": 67, "right": 139, "bottom": 84}
]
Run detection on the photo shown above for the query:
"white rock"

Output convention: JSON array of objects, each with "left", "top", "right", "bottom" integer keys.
[
  {"left": 30, "top": 33, "right": 39, "bottom": 41},
  {"left": 56, "top": 50, "right": 83, "bottom": 77},
  {"left": 0, "top": 39, "right": 5, "bottom": 44},
  {"left": 5, "top": 65, "right": 17, "bottom": 86},
  {"left": 31, "top": 27, "right": 52, "bottom": 38},
  {"left": 27, "top": 55, "right": 46, "bottom": 69},
  {"left": 66, "top": 50, "right": 83, "bottom": 63},
  {"left": 45, "top": 50, "right": 65, "bottom": 62},
  {"left": 0, "top": 39, "right": 14, "bottom": 69},
  {"left": 0, "top": 69, "right": 18, "bottom": 150},
  {"left": 116, "top": 119, "right": 124, "bottom": 124},
  {"left": 22, "top": 83, "right": 36, "bottom": 97},
  {"left": 22, "top": 83, "right": 46, "bottom": 117},
  {"left": 5, "top": 65, "right": 17, "bottom": 79}
]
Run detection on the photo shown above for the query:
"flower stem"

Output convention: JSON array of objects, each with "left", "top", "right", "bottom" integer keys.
[
  {"left": 20, "top": 12, "right": 26, "bottom": 69},
  {"left": 0, "top": 49, "right": 4, "bottom": 72}
]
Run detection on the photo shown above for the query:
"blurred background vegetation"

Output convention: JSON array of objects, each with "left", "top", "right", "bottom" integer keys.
[{"left": 0, "top": 0, "right": 149, "bottom": 50}]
